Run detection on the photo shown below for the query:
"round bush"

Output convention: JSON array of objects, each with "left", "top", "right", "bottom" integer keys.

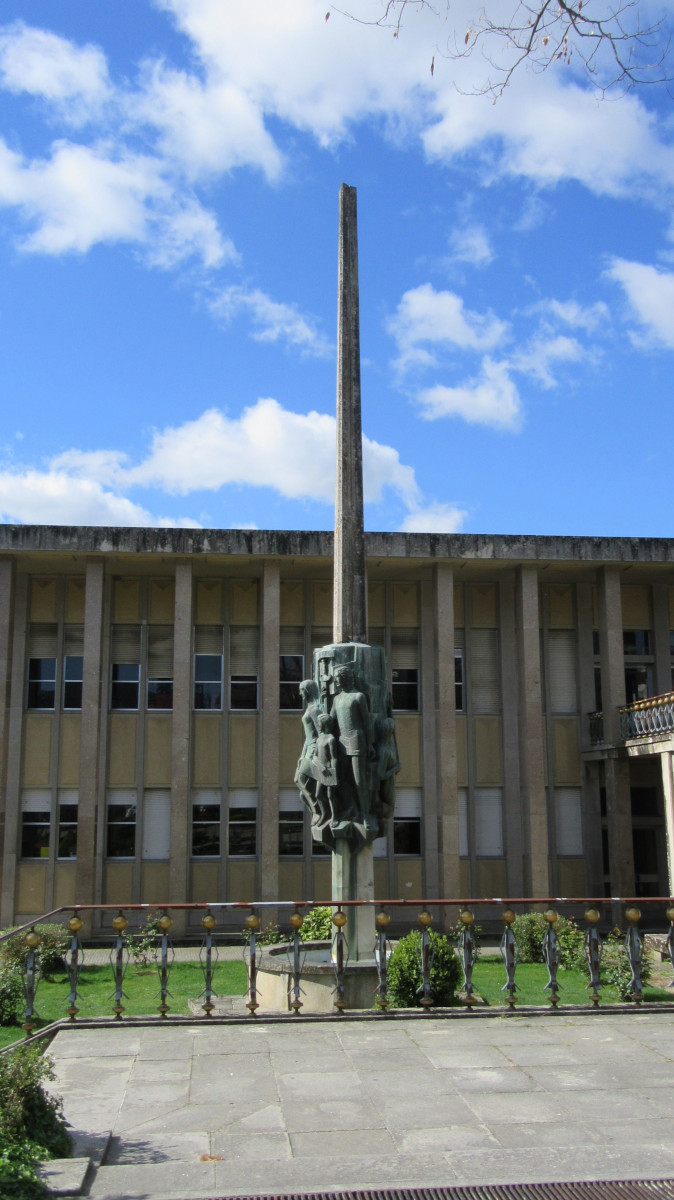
[
  {"left": 511, "top": 912, "right": 585, "bottom": 969},
  {"left": 0, "top": 923, "right": 69, "bottom": 978},
  {"left": 387, "top": 929, "right": 461, "bottom": 1008},
  {"left": 0, "top": 964, "right": 23, "bottom": 1027},
  {"left": 298, "top": 906, "right": 333, "bottom": 942}
]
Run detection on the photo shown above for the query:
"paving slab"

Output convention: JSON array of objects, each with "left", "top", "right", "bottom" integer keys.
[{"left": 42, "top": 1012, "right": 674, "bottom": 1199}]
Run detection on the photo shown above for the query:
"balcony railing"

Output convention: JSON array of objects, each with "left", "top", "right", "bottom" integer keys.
[
  {"left": 2, "top": 897, "right": 674, "bottom": 1046},
  {"left": 619, "top": 692, "right": 674, "bottom": 739}
]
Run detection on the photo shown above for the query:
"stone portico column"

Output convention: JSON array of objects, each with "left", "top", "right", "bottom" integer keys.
[
  {"left": 598, "top": 566, "right": 635, "bottom": 896},
  {"left": 170, "top": 562, "right": 193, "bottom": 935},
  {"left": 0, "top": 559, "right": 15, "bottom": 899},
  {"left": 259, "top": 562, "right": 280, "bottom": 904},
  {"left": 435, "top": 565, "right": 459, "bottom": 912},
  {"left": 76, "top": 560, "right": 105, "bottom": 933},
  {"left": 516, "top": 566, "right": 549, "bottom": 897}
]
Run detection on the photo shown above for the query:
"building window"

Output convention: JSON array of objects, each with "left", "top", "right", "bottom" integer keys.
[
  {"left": 455, "top": 649, "right": 464, "bottom": 712},
  {"left": 194, "top": 626, "right": 224, "bottom": 709},
  {"left": 280, "top": 626, "right": 304, "bottom": 709},
  {"left": 57, "top": 791, "right": 78, "bottom": 859},
  {"left": 623, "top": 629, "right": 654, "bottom": 704},
  {"left": 279, "top": 789, "right": 304, "bottom": 856},
  {"left": 28, "top": 657, "right": 56, "bottom": 710},
  {"left": 147, "top": 627, "right": 173, "bottom": 710},
  {"left": 228, "top": 790, "right": 257, "bottom": 856},
  {"left": 475, "top": 788, "right": 503, "bottom": 857},
  {"left": 21, "top": 791, "right": 51, "bottom": 859},
  {"left": 555, "top": 787, "right": 583, "bottom": 856},
  {"left": 63, "top": 656, "right": 83, "bottom": 710},
  {"left": 391, "top": 629, "right": 419, "bottom": 711},
  {"left": 393, "top": 788, "right": 421, "bottom": 855},
  {"left": 142, "top": 790, "right": 170, "bottom": 860},
  {"left": 623, "top": 630, "right": 652, "bottom": 656},
  {"left": 230, "top": 627, "right": 259, "bottom": 710},
  {"left": 458, "top": 788, "right": 469, "bottom": 857},
  {"left": 469, "top": 628, "right": 500, "bottom": 714},
  {"left": 110, "top": 625, "right": 141, "bottom": 710},
  {"left": 192, "top": 791, "right": 221, "bottom": 857},
  {"left": 547, "top": 630, "right": 577, "bottom": 713},
  {"left": 106, "top": 791, "right": 137, "bottom": 858}
]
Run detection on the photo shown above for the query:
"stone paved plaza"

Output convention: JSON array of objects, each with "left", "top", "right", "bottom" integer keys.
[{"left": 45, "top": 1011, "right": 674, "bottom": 1200}]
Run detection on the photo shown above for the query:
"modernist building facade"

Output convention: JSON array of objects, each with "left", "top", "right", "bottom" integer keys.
[{"left": 0, "top": 524, "right": 673, "bottom": 936}]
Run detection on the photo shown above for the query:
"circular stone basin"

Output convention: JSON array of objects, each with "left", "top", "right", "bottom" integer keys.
[{"left": 256, "top": 940, "right": 379, "bottom": 1013}]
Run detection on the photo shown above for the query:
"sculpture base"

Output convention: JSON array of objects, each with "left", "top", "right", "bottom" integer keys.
[
  {"left": 332, "top": 837, "right": 375, "bottom": 961},
  {"left": 255, "top": 944, "right": 380, "bottom": 1013}
]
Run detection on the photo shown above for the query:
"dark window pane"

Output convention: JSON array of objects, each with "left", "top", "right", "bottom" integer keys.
[
  {"left": 392, "top": 669, "right": 419, "bottom": 711},
  {"left": 280, "top": 655, "right": 303, "bottom": 682},
  {"left": 194, "top": 681, "right": 222, "bottom": 710},
  {"left": 64, "top": 656, "right": 83, "bottom": 681},
  {"left": 623, "top": 631, "right": 652, "bottom": 656},
  {"left": 228, "top": 823, "right": 257, "bottom": 856},
  {"left": 279, "top": 818, "right": 304, "bottom": 856},
  {"left": 594, "top": 666, "right": 603, "bottom": 712},
  {"left": 630, "top": 787, "right": 660, "bottom": 817},
  {"left": 30, "top": 658, "right": 56, "bottom": 682},
  {"left": 21, "top": 820, "right": 51, "bottom": 859},
  {"left": 113, "top": 663, "right": 140, "bottom": 681},
  {"left": 393, "top": 818, "right": 421, "bottom": 855},
  {"left": 312, "top": 839, "right": 330, "bottom": 855},
  {"left": 63, "top": 680, "right": 83, "bottom": 709},
  {"left": 455, "top": 654, "right": 464, "bottom": 711},
  {"left": 195, "top": 655, "right": 222, "bottom": 682},
  {"left": 28, "top": 680, "right": 56, "bottom": 709},
  {"left": 59, "top": 804, "right": 78, "bottom": 823},
  {"left": 58, "top": 826, "right": 77, "bottom": 858},
  {"left": 593, "top": 631, "right": 600, "bottom": 656},
  {"left": 108, "top": 804, "right": 136, "bottom": 823},
  {"left": 280, "top": 681, "right": 301, "bottom": 709},
  {"left": 111, "top": 681, "right": 139, "bottom": 709},
  {"left": 107, "top": 824, "right": 136, "bottom": 857},
  {"left": 192, "top": 822, "right": 220, "bottom": 856},
  {"left": 147, "top": 679, "right": 173, "bottom": 709},
  {"left": 624, "top": 665, "right": 652, "bottom": 704},
  {"left": 230, "top": 676, "right": 258, "bottom": 709}
]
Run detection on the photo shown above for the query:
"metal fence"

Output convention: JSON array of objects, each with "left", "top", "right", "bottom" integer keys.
[
  {"left": 619, "top": 692, "right": 674, "bottom": 739},
  {"left": 3, "top": 897, "right": 674, "bottom": 1040}
]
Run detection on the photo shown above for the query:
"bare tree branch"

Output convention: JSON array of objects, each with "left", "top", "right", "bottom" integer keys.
[{"left": 328, "top": 0, "right": 672, "bottom": 98}]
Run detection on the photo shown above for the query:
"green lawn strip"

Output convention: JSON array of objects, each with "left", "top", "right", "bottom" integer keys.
[
  {"left": 471, "top": 956, "right": 673, "bottom": 1007},
  {"left": 0, "top": 961, "right": 247, "bottom": 1051}
]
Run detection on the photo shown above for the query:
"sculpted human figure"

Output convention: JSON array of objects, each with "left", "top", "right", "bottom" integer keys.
[
  {"left": 331, "top": 664, "right": 373, "bottom": 823},
  {"left": 294, "top": 679, "right": 321, "bottom": 814},
  {"left": 374, "top": 714, "right": 399, "bottom": 820},
  {"left": 313, "top": 711, "right": 338, "bottom": 827}
]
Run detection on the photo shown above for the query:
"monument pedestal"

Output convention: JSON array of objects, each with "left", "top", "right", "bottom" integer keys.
[{"left": 332, "top": 837, "right": 375, "bottom": 961}]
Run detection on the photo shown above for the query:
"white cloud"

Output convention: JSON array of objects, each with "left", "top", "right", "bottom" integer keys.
[
  {"left": 537, "top": 299, "right": 609, "bottom": 333},
  {"left": 398, "top": 502, "right": 467, "bottom": 533},
  {"left": 210, "top": 287, "right": 331, "bottom": 356},
  {"left": 389, "top": 283, "right": 507, "bottom": 371},
  {"left": 606, "top": 259, "right": 674, "bottom": 348},
  {"left": 0, "top": 21, "right": 110, "bottom": 118},
  {"left": 0, "top": 468, "right": 200, "bottom": 527},
  {"left": 417, "top": 358, "right": 522, "bottom": 431},
  {"left": 448, "top": 224, "right": 493, "bottom": 267},
  {"left": 512, "top": 334, "right": 584, "bottom": 387}
]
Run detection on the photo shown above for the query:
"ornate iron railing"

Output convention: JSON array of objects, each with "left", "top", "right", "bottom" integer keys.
[
  {"left": 619, "top": 692, "right": 674, "bottom": 740},
  {"left": 3, "top": 898, "right": 674, "bottom": 1042},
  {"left": 588, "top": 711, "right": 604, "bottom": 745}
]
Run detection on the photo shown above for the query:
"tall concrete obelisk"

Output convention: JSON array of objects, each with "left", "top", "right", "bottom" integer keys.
[{"left": 334, "top": 184, "right": 367, "bottom": 646}]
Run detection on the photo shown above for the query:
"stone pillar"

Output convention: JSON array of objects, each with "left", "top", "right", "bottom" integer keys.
[
  {"left": 652, "top": 584, "right": 672, "bottom": 698},
  {"left": 0, "top": 559, "right": 15, "bottom": 897},
  {"left": 598, "top": 567, "right": 634, "bottom": 896},
  {"left": 420, "top": 578, "right": 439, "bottom": 899},
  {"left": 170, "top": 562, "right": 193, "bottom": 935},
  {"left": 333, "top": 183, "right": 367, "bottom": 645},
  {"left": 332, "top": 839, "right": 374, "bottom": 960},
  {"left": 259, "top": 562, "right": 280, "bottom": 904},
  {"left": 1, "top": 572, "right": 27, "bottom": 927},
  {"left": 577, "top": 583, "right": 603, "bottom": 893},
  {"left": 435, "top": 565, "right": 459, "bottom": 909},
  {"left": 76, "top": 560, "right": 105, "bottom": 931},
  {"left": 660, "top": 752, "right": 674, "bottom": 894},
  {"left": 500, "top": 573, "right": 524, "bottom": 896},
  {"left": 516, "top": 566, "right": 549, "bottom": 897}
]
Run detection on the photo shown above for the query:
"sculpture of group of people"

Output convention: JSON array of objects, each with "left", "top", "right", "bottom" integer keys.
[{"left": 294, "top": 661, "right": 399, "bottom": 850}]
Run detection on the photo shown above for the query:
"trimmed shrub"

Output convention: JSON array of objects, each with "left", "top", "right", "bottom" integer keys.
[
  {"left": 387, "top": 929, "right": 461, "bottom": 1008},
  {"left": 298, "top": 906, "right": 333, "bottom": 942},
  {"left": 601, "top": 928, "right": 652, "bottom": 1000},
  {"left": 0, "top": 1044, "right": 71, "bottom": 1197},
  {"left": 0, "top": 963, "right": 23, "bottom": 1027},
  {"left": 0, "top": 924, "right": 70, "bottom": 978},
  {"left": 511, "top": 912, "right": 585, "bottom": 969}
]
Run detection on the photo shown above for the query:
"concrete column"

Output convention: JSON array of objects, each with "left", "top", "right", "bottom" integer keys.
[
  {"left": 0, "top": 559, "right": 15, "bottom": 892},
  {"left": 652, "top": 584, "right": 671, "bottom": 698},
  {"left": 499, "top": 574, "right": 524, "bottom": 895},
  {"left": 516, "top": 566, "right": 549, "bottom": 897},
  {"left": 435, "top": 565, "right": 459, "bottom": 909},
  {"left": 76, "top": 560, "right": 105, "bottom": 926},
  {"left": 419, "top": 578, "right": 439, "bottom": 899},
  {"left": 259, "top": 562, "right": 280, "bottom": 903},
  {"left": 170, "top": 562, "right": 193, "bottom": 933},
  {"left": 578, "top": 583, "right": 603, "bottom": 892},
  {"left": 333, "top": 183, "right": 367, "bottom": 645},
  {"left": 598, "top": 567, "right": 634, "bottom": 895},
  {"left": 1, "top": 572, "right": 27, "bottom": 926},
  {"left": 660, "top": 751, "right": 674, "bottom": 894}
]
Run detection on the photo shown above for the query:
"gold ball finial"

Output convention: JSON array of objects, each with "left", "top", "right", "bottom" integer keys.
[
  {"left": 375, "top": 910, "right": 390, "bottom": 929},
  {"left": 625, "top": 906, "right": 641, "bottom": 924},
  {"left": 585, "top": 907, "right": 600, "bottom": 925},
  {"left": 332, "top": 910, "right": 348, "bottom": 928},
  {"left": 244, "top": 912, "right": 261, "bottom": 931},
  {"left": 201, "top": 912, "right": 217, "bottom": 931},
  {"left": 502, "top": 908, "right": 517, "bottom": 926},
  {"left": 68, "top": 916, "right": 84, "bottom": 934},
  {"left": 289, "top": 911, "right": 304, "bottom": 930},
  {"left": 112, "top": 912, "right": 128, "bottom": 933},
  {"left": 158, "top": 913, "right": 173, "bottom": 932},
  {"left": 459, "top": 908, "right": 475, "bottom": 926},
  {"left": 666, "top": 906, "right": 674, "bottom": 924},
  {"left": 544, "top": 909, "right": 558, "bottom": 925},
  {"left": 24, "top": 930, "right": 40, "bottom": 950},
  {"left": 418, "top": 909, "right": 433, "bottom": 928}
]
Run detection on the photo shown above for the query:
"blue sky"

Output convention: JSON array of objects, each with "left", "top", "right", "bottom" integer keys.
[{"left": 1, "top": 0, "right": 673, "bottom": 537}]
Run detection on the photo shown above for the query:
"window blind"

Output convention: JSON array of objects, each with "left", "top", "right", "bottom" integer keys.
[
  {"left": 147, "top": 626, "right": 174, "bottom": 677},
  {"left": 63, "top": 626, "right": 84, "bottom": 656},
  {"left": 458, "top": 787, "right": 469, "bottom": 857},
  {"left": 394, "top": 788, "right": 422, "bottom": 818},
  {"left": 111, "top": 625, "right": 141, "bottom": 662},
  {"left": 230, "top": 627, "right": 259, "bottom": 674},
  {"left": 279, "top": 788, "right": 304, "bottom": 812},
  {"left": 555, "top": 787, "right": 583, "bottom": 855},
  {"left": 21, "top": 789, "right": 52, "bottom": 813},
  {"left": 142, "top": 790, "right": 170, "bottom": 860},
  {"left": 194, "top": 626, "right": 223, "bottom": 655},
  {"left": 28, "top": 624, "right": 57, "bottom": 657},
  {"left": 454, "top": 628, "right": 465, "bottom": 651},
  {"left": 280, "top": 627, "right": 304, "bottom": 656},
  {"left": 310, "top": 627, "right": 332, "bottom": 655},
  {"left": 475, "top": 788, "right": 503, "bottom": 856},
  {"left": 391, "top": 628, "right": 418, "bottom": 669},
  {"left": 470, "top": 628, "right": 500, "bottom": 713},
  {"left": 228, "top": 789, "right": 258, "bottom": 809},
  {"left": 192, "top": 789, "right": 221, "bottom": 806},
  {"left": 548, "top": 630, "right": 577, "bottom": 713}
]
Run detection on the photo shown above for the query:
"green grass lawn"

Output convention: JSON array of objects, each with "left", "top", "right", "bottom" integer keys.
[
  {"left": 0, "top": 961, "right": 248, "bottom": 1051},
  {"left": 471, "top": 954, "right": 674, "bottom": 1007}
]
